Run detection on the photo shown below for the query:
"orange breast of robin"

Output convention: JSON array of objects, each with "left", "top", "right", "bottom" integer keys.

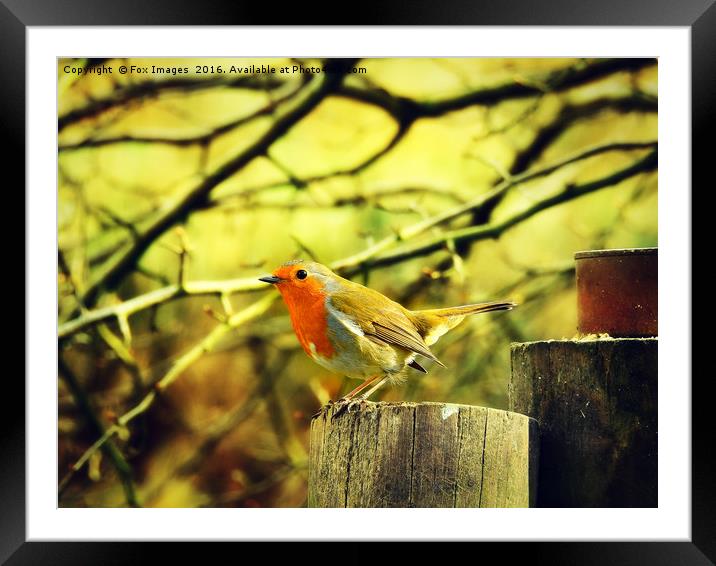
[{"left": 277, "top": 280, "right": 334, "bottom": 359}]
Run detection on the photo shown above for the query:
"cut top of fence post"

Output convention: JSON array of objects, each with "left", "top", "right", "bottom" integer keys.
[{"left": 308, "top": 401, "right": 538, "bottom": 508}]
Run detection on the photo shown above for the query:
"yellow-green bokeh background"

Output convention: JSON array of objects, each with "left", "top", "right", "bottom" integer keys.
[{"left": 58, "top": 57, "right": 657, "bottom": 507}]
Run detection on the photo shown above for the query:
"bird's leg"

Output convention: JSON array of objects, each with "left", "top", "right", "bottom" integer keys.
[
  {"left": 330, "top": 374, "right": 383, "bottom": 419},
  {"left": 332, "top": 376, "right": 390, "bottom": 420},
  {"left": 342, "top": 374, "right": 382, "bottom": 401},
  {"left": 313, "top": 375, "right": 381, "bottom": 419},
  {"left": 357, "top": 376, "right": 389, "bottom": 402}
]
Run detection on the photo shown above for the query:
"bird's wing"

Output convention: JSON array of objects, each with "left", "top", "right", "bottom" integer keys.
[
  {"left": 369, "top": 319, "right": 443, "bottom": 365},
  {"left": 329, "top": 286, "right": 444, "bottom": 366}
]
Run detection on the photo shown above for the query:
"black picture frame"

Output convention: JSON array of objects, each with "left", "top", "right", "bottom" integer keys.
[{"left": 7, "top": 1, "right": 710, "bottom": 563}]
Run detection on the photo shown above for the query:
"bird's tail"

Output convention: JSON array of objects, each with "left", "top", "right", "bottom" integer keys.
[
  {"left": 412, "top": 300, "right": 516, "bottom": 346},
  {"left": 419, "top": 300, "right": 516, "bottom": 319}
]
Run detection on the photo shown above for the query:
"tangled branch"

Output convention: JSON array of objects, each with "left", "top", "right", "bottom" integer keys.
[
  {"left": 72, "top": 58, "right": 656, "bottom": 314},
  {"left": 58, "top": 71, "right": 287, "bottom": 131},
  {"left": 58, "top": 293, "right": 279, "bottom": 498},
  {"left": 59, "top": 140, "right": 656, "bottom": 341},
  {"left": 58, "top": 357, "right": 140, "bottom": 506},
  {"left": 58, "top": 76, "right": 311, "bottom": 150},
  {"left": 332, "top": 141, "right": 657, "bottom": 273},
  {"left": 363, "top": 148, "right": 657, "bottom": 270},
  {"left": 77, "top": 59, "right": 358, "bottom": 310},
  {"left": 58, "top": 58, "right": 658, "bottom": 507}
]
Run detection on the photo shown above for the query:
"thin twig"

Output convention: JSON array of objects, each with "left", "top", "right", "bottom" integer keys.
[
  {"left": 203, "top": 91, "right": 657, "bottom": 207},
  {"left": 58, "top": 357, "right": 140, "bottom": 507},
  {"left": 336, "top": 59, "right": 655, "bottom": 122},
  {"left": 71, "top": 59, "right": 655, "bottom": 312},
  {"left": 332, "top": 141, "right": 657, "bottom": 273},
  {"left": 58, "top": 293, "right": 279, "bottom": 492},
  {"left": 59, "top": 73, "right": 289, "bottom": 132},
  {"left": 362, "top": 148, "right": 657, "bottom": 271},
  {"left": 59, "top": 140, "right": 656, "bottom": 340},
  {"left": 59, "top": 76, "right": 309, "bottom": 150},
  {"left": 58, "top": 277, "right": 269, "bottom": 339},
  {"left": 76, "top": 60, "right": 358, "bottom": 311}
]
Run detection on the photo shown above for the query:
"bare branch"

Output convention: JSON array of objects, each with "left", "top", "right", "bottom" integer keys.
[
  {"left": 205, "top": 91, "right": 657, "bottom": 209},
  {"left": 332, "top": 141, "right": 657, "bottom": 272},
  {"left": 68, "top": 59, "right": 655, "bottom": 314},
  {"left": 58, "top": 276, "right": 269, "bottom": 340},
  {"left": 58, "top": 357, "right": 140, "bottom": 506},
  {"left": 58, "top": 76, "right": 310, "bottom": 151},
  {"left": 209, "top": 185, "right": 467, "bottom": 211},
  {"left": 59, "top": 140, "right": 656, "bottom": 341},
  {"left": 58, "top": 292, "right": 279, "bottom": 490},
  {"left": 362, "top": 148, "right": 657, "bottom": 270},
  {"left": 133, "top": 346, "right": 297, "bottom": 508},
  {"left": 77, "top": 60, "right": 358, "bottom": 310},
  {"left": 508, "top": 94, "right": 658, "bottom": 175},
  {"left": 337, "top": 58, "right": 656, "bottom": 123},
  {"left": 59, "top": 73, "right": 288, "bottom": 132}
]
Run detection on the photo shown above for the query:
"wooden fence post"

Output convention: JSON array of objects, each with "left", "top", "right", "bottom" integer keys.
[
  {"left": 308, "top": 401, "right": 538, "bottom": 508},
  {"left": 510, "top": 338, "right": 657, "bottom": 507}
]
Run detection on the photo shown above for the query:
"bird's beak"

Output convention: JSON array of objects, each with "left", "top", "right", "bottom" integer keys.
[{"left": 259, "top": 275, "right": 283, "bottom": 284}]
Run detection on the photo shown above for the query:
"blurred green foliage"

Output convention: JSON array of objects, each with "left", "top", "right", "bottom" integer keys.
[{"left": 58, "top": 57, "right": 657, "bottom": 508}]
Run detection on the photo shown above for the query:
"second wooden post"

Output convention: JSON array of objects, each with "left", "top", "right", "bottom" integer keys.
[{"left": 510, "top": 338, "right": 657, "bottom": 507}]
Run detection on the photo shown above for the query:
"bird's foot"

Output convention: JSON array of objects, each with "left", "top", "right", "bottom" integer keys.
[
  {"left": 312, "top": 400, "right": 334, "bottom": 420},
  {"left": 313, "top": 397, "right": 370, "bottom": 420},
  {"left": 330, "top": 398, "right": 351, "bottom": 419},
  {"left": 330, "top": 397, "right": 368, "bottom": 420}
]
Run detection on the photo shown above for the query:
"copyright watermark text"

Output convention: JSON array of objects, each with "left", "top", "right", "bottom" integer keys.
[{"left": 62, "top": 62, "right": 367, "bottom": 77}]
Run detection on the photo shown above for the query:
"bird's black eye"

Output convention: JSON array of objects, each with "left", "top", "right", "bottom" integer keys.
[{"left": 296, "top": 269, "right": 308, "bottom": 280}]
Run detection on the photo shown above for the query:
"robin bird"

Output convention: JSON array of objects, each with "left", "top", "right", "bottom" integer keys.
[{"left": 259, "top": 260, "right": 515, "bottom": 415}]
